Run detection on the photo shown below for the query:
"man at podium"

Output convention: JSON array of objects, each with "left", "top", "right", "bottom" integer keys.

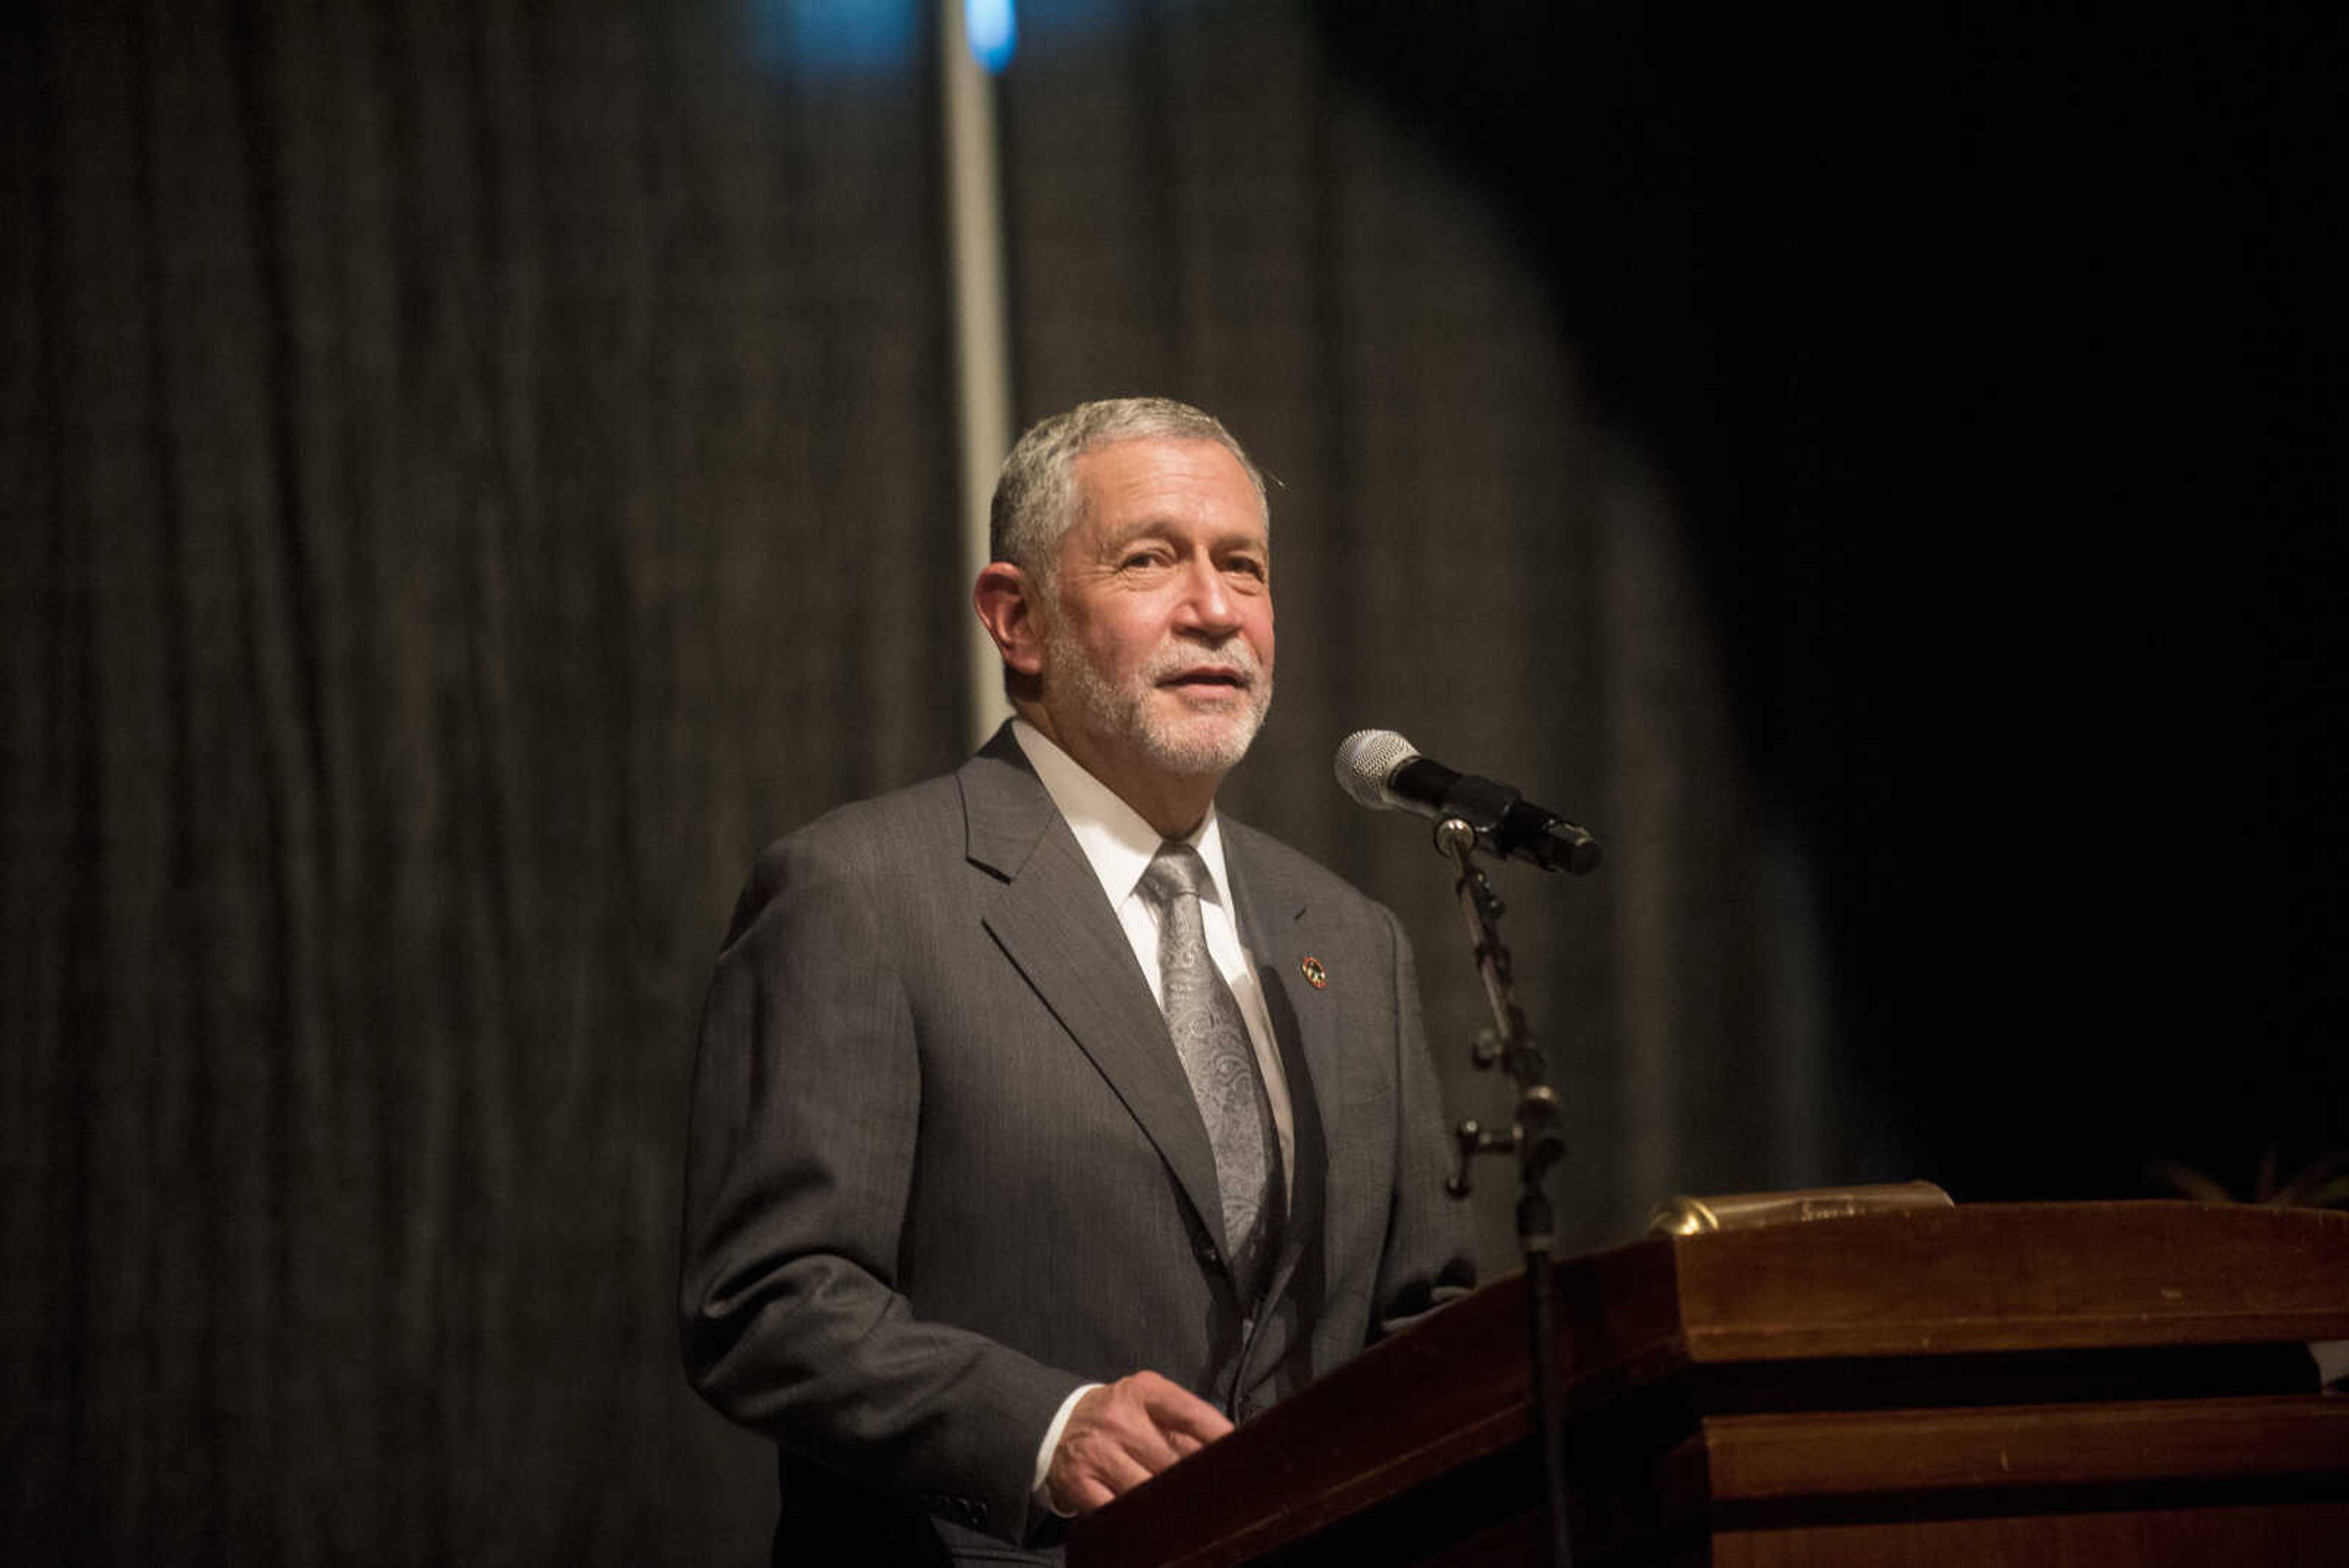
[{"left": 680, "top": 398, "right": 1475, "bottom": 1562}]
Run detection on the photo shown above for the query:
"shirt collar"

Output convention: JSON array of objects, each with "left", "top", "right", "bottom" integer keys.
[{"left": 1012, "top": 718, "right": 1233, "bottom": 910}]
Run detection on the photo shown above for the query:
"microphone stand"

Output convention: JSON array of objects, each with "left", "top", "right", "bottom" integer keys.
[{"left": 1433, "top": 817, "right": 1573, "bottom": 1568}]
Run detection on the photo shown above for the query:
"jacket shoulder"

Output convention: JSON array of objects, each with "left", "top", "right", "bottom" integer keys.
[
  {"left": 723, "top": 770, "right": 969, "bottom": 943},
  {"left": 768, "top": 770, "right": 965, "bottom": 861},
  {"left": 1220, "top": 816, "right": 1399, "bottom": 929}
]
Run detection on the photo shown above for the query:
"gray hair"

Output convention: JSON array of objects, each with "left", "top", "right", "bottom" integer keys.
[{"left": 987, "top": 397, "right": 1269, "bottom": 581}]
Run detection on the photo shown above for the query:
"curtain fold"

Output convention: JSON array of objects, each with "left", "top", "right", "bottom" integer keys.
[{"left": 7, "top": 2, "right": 959, "bottom": 1560}]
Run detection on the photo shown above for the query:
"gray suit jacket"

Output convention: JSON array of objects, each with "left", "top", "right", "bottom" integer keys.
[{"left": 680, "top": 727, "right": 1474, "bottom": 1562}]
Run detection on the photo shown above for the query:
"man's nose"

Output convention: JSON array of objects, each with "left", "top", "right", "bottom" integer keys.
[{"left": 1174, "top": 559, "right": 1242, "bottom": 634}]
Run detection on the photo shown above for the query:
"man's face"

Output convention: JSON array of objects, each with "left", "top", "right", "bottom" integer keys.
[{"left": 1034, "top": 437, "right": 1275, "bottom": 790}]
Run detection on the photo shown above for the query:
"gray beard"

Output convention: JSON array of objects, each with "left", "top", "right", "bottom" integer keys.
[{"left": 1044, "top": 623, "right": 1273, "bottom": 779}]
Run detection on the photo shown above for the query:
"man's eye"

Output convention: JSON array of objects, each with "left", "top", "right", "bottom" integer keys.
[{"left": 1228, "top": 557, "right": 1267, "bottom": 580}]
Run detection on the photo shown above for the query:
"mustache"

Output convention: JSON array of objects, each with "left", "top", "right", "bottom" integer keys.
[{"left": 1146, "top": 639, "right": 1263, "bottom": 686}]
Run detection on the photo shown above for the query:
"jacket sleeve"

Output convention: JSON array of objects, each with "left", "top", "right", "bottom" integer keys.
[{"left": 677, "top": 829, "right": 1083, "bottom": 1545}]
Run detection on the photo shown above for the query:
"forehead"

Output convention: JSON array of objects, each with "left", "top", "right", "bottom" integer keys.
[{"left": 1070, "top": 437, "right": 1267, "bottom": 543}]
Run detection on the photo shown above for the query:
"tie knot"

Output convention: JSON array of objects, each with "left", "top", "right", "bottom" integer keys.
[{"left": 1139, "top": 841, "right": 1210, "bottom": 912}]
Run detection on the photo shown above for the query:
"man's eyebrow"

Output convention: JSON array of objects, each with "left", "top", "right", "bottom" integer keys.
[
  {"left": 1096, "top": 519, "right": 1269, "bottom": 553},
  {"left": 1095, "top": 519, "right": 1172, "bottom": 551}
]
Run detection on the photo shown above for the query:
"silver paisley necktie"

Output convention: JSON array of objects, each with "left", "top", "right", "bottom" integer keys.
[{"left": 1139, "top": 841, "right": 1284, "bottom": 1299}]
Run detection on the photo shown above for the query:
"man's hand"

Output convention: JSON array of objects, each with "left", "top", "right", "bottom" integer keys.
[{"left": 1045, "top": 1371, "right": 1234, "bottom": 1516}]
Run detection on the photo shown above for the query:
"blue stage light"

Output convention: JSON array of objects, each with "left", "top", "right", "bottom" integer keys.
[{"left": 965, "top": 0, "right": 1017, "bottom": 73}]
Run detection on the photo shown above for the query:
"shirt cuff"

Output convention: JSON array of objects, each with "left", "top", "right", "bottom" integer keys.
[{"left": 1031, "top": 1382, "right": 1102, "bottom": 1518}]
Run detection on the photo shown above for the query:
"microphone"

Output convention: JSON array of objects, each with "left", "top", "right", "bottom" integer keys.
[{"left": 1334, "top": 730, "right": 1601, "bottom": 875}]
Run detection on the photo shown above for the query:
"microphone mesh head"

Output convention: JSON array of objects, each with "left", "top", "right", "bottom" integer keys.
[{"left": 1333, "top": 729, "right": 1419, "bottom": 809}]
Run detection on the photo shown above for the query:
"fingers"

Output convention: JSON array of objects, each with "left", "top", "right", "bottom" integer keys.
[
  {"left": 1058, "top": 1471, "right": 1117, "bottom": 1515},
  {"left": 1129, "top": 1370, "right": 1235, "bottom": 1447},
  {"left": 1045, "top": 1371, "right": 1234, "bottom": 1517}
]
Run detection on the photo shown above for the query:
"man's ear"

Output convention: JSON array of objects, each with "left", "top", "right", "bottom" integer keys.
[{"left": 973, "top": 562, "right": 1045, "bottom": 679}]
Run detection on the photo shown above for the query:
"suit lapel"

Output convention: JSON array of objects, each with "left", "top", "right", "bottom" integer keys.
[
  {"left": 1222, "top": 824, "right": 1337, "bottom": 1313},
  {"left": 961, "top": 732, "right": 1231, "bottom": 1261}
]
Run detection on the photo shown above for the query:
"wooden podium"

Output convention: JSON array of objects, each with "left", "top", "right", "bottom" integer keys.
[{"left": 1067, "top": 1202, "right": 2349, "bottom": 1566}]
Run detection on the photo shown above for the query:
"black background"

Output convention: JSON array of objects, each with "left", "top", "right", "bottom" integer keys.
[{"left": 1320, "top": 1, "right": 2348, "bottom": 1203}]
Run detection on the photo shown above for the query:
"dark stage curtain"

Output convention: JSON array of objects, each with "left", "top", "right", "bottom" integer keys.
[
  {"left": 6, "top": 1, "right": 962, "bottom": 1561},
  {"left": 8, "top": 1, "right": 1883, "bottom": 1562}
]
